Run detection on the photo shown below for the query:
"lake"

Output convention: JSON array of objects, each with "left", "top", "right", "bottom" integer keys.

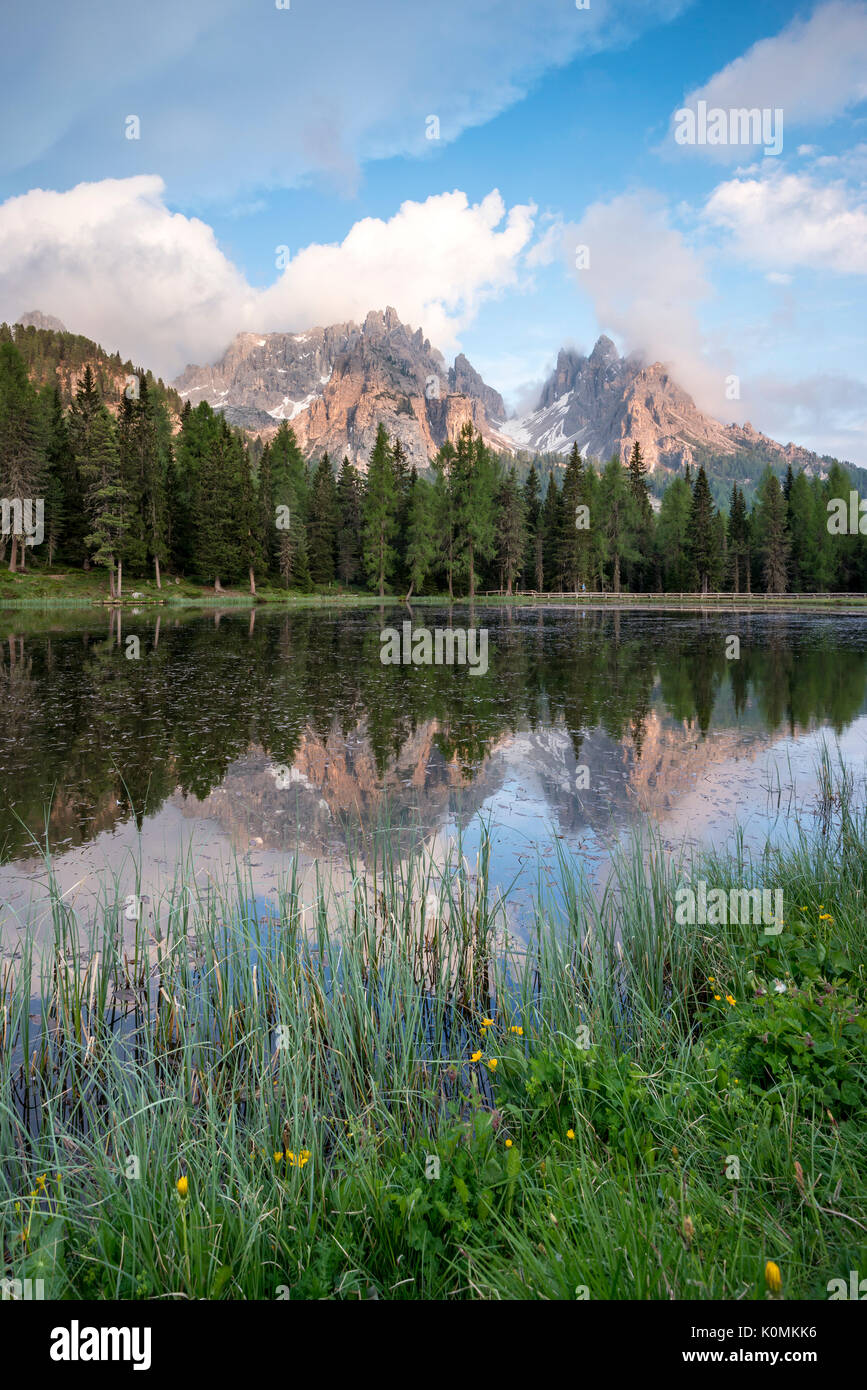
[{"left": 1, "top": 603, "right": 866, "bottom": 943}]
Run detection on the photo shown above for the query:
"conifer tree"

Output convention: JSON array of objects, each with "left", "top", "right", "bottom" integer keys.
[
  {"left": 79, "top": 405, "right": 130, "bottom": 598},
  {"left": 522, "top": 464, "right": 543, "bottom": 591},
  {"left": 688, "top": 465, "right": 716, "bottom": 594},
  {"left": 405, "top": 471, "right": 437, "bottom": 598},
  {"left": 495, "top": 465, "right": 525, "bottom": 594},
  {"left": 756, "top": 470, "right": 789, "bottom": 593},
  {"left": 362, "top": 424, "right": 398, "bottom": 597},
  {"left": 308, "top": 453, "right": 338, "bottom": 584},
  {"left": 336, "top": 455, "right": 363, "bottom": 586},
  {"left": 0, "top": 341, "right": 45, "bottom": 571}
]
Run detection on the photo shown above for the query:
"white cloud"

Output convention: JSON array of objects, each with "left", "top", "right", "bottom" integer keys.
[
  {"left": 0, "top": 177, "right": 536, "bottom": 376},
  {"left": 666, "top": 1, "right": 867, "bottom": 159},
  {"left": 551, "top": 192, "right": 739, "bottom": 417},
  {"left": 703, "top": 170, "right": 867, "bottom": 274}
]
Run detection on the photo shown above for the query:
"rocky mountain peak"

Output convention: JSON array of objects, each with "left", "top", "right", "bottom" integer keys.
[{"left": 16, "top": 309, "right": 68, "bottom": 333}]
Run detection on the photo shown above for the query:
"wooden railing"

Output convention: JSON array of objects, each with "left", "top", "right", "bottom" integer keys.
[{"left": 480, "top": 590, "right": 867, "bottom": 602}]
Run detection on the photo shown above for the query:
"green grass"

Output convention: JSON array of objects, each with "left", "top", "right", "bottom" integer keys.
[
  {"left": 2, "top": 565, "right": 866, "bottom": 610},
  {"left": 1, "top": 794, "right": 865, "bottom": 1300}
]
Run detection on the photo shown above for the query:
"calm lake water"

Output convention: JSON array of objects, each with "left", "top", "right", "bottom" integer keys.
[{"left": 1, "top": 603, "right": 866, "bottom": 941}]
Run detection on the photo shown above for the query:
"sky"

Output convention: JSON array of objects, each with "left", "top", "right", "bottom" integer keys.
[{"left": 0, "top": 0, "right": 865, "bottom": 462}]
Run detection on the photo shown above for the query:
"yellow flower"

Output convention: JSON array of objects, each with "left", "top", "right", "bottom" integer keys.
[
  {"left": 487, "top": 1058, "right": 498, "bottom": 1071},
  {"left": 566, "top": 1129, "right": 575, "bottom": 1140},
  {"left": 714, "top": 994, "right": 721, "bottom": 1001},
  {"left": 505, "top": 1138, "right": 513, "bottom": 1148},
  {"left": 482, "top": 1018, "right": 494, "bottom": 1027},
  {"left": 36, "top": 1174, "right": 47, "bottom": 1190},
  {"left": 176, "top": 1175, "right": 188, "bottom": 1198},
  {"left": 672, "top": 1146, "right": 678, "bottom": 1157},
  {"left": 286, "top": 1151, "right": 296, "bottom": 1165},
  {"left": 471, "top": 1050, "right": 482, "bottom": 1063},
  {"left": 725, "top": 994, "right": 736, "bottom": 1006},
  {"left": 509, "top": 1025, "right": 524, "bottom": 1035},
  {"left": 297, "top": 1150, "right": 311, "bottom": 1169},
  {"left": 819, "top": 913, "right": 833, "bottom": 922},
  {"left": 765, "top": 1260, "right": 782, "bottom": 1295},
  {"left": 273, "top": 1151, "right": 283, "bottom": 1164},
  {"left": 708, "top": 976, "right": 715, "bottom": 984}
]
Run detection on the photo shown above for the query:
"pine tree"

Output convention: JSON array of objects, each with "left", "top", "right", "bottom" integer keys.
[
  {"left": 656, "top": 476, "right": 693, "bottom": 590},
  {"left": 727, "top": 484, "right": 749, "bottom": 593},
  {"left": 626, "top": 441, "right": 653, "bottom": 590},
  {"left": 495, "top": 465, "right": 525, "bottom": 595},
  {"left": 335, "top": 455, "right": 363, "bottom": 586},
  {"left": 559, "top": 442, "right": 587, "bottom": 590},
  {"left": 362, "top": 424, "right": 398, "bottom": 597},
  {"left": 405, "top": 471, "right": 437, "bottom": 597},
  {"left": 688, "top": 466, "right": 716, "bottom": 594},
  {"left": 756, "top": 470, "right": 789, "bottom": 593},
  {"left": 522, "top": 464, "right": 543, "bottom": 591},
  {"left": 598, "top": 456, "right": 638, "bottom": 594},
  {"left": 307, "top": 454, "right": 338, "bottom": 584},
  {"left": 542, "top": 470, "right": 563, "bottom": 590},
  {"left": 79, "top": 405, "right": 131, "bottom": 597},
  {"left": 0, "top": 341, "right": 46, "bottom": 571}
]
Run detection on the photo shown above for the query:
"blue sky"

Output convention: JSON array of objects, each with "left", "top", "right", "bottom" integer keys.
[{"left": 0, "top": 0, "right": 865, "bottom": 461}]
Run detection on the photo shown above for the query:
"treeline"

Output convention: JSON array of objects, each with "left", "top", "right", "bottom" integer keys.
[{"left": 1, "top": 336, "right": 865, "bottom": 594}]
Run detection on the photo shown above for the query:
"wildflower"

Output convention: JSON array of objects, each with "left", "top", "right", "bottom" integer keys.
[
  {"left": 765, "top": 1260, "right": 782, "bottom": 1295},
  {"left": 773, "top": 980, "right": 786, "bottom": 994},
  {"left": 819, "top": 913, "right": 833, "bottom": 922},
  {"left": 36, "top": 1174, "right": 47, "bottom": 1190},
  {"left": 509, "top": 1025, "right": 523, "bottom": 1035},
  {"left": 487, "top": 1058, "right": 498, "bottom": 1071},
  {"left": 713, "top": 994, "right": 721, "bottom": 1001},
  {"left": 176, "top": 1176, "right": 188, "bottom": 1198},
  {"left": 682, "top": 1216, "right": 695, "bottom": 1247},
  {"left": 286, "top": 1151, "right": 296, "bottom": 1165},
  {"left": 708, "top": 976, "right": 715, "bottom": 984},
  {"left": 273, "top": 1151, "right": 283, "bottom": 1164},
  {"left": 297, "top": 1150, "right": 311, "bottom": 1169},
  {"left": 505, "top": 1139, "right": 513, "bottom": 1148},
  {"left": 725, "top": 994, "right": 736, "bottom": 1007},
  {"left": 567, "top": 1129, "right": 576, "bottom": 1140},
  {"left": 471, "top": 1050, "right": 482, "bottom": 1063},
  {"left": 482, "top": 1018, "right": 494, "bottom": 1027},
  {"left": 672, "top": 1146, "right": 678, "bottom": 1158}
]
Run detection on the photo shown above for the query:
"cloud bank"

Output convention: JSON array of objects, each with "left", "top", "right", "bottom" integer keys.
[{"left": 0, "top": 177, "right": 535, "bottom": 376}]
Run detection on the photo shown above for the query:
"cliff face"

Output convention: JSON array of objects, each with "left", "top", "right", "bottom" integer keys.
[
  {"left": 174, "top": 307, "right": 510, "bottom": 470},
  {"left": 500, "top": 335, "right": 824, "bottom": 478}
]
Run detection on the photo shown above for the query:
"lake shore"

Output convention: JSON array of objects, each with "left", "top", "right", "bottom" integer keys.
[
  {"left": 2, "top": 567, "right": 866, "bottom": 610},
  {"left": 2, "top": 798, "right": 865, "bottom": 1301}
]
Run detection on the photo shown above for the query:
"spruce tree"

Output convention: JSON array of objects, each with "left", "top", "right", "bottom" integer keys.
[
  {"left": 756, "top": 470, "right": 789, "bottom": 593},
  {"left": 79, "top": 405, "right": 131, "bottom": 597},
  {"left": 308, "top": 454, "right": 338, "bottom": 584},
  {"left": 522, "top": 464, "right": 543, "bottom": 591},
  {"left": 336, "top": 455, "right": 363, "bottom": 586},
  {"left": 688, "top": 466, "right": 715, "bottom": 594},
  {"left": 362, "top": 424, "right": 398, "bottom": 597},
  {"left": 495, "top": 465, "right": 526, "bottom": 595}
]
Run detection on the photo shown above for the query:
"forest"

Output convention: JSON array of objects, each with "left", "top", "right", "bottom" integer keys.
[{"left": 1, "top": 333, "right": 866, "bottom": 597}]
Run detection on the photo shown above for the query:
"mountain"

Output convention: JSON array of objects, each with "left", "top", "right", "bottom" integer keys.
[
  {"left": 4, "top": 317, "right": 182, "bottom": 419},
  {"left": 174, "top": 307, "right": 511, "bottom": 471},
  {"left": 16, "top": 309, "right": 68, "bottom": 333},
  {"left": 498, "top": 335, "right": 835, "bottom": 492}
]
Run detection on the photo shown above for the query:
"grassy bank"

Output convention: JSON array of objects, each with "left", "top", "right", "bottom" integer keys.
[
  {"left": 2, "top": 566, "right": 867, "bottom": 610},
  {"left": 1, "top": 804, "right": 865, "bottom": 1300}
]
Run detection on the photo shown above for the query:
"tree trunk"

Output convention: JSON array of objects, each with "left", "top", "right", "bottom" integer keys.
[
  {"left": 108, "top": 558, "right": 116, "bottom": 601},
  {"left": 8, "top": 535, "right": 17, "bottom": 572},
  {"left": 469, "top": 543, "right": 475, "bottom": 601},
  {"left": 117, "top": 557, "right": 122, "bottom": 600},
  {"left": 214, "top": 576, "right": 223, "bottom": 592},
  {"left": 155, "top": 555, "right": 161, "bottom": 590},
  {"left": 613, "top": 554, "right": 621, "bottom": 594},
  {"left": 249, "top": 564, "right": 256, "bottom": 597}
]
